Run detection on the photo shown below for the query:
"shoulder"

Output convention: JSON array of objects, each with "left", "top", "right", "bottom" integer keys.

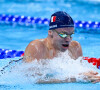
[
  {"left": 70, "top": 40, "right": 82, "bottom": 51},
  {"left": 68, "top": 40, "right": 83, "bottom": 59},
  {"left": 24, "top": 39, "right": 46, "bottom": 62},
  {"left": 28, "top": 39, "right": 45, "bottom": 48},
  {"left": 70, "top": 41, "right": 81, "bottom": 48},
  {"left": 25, "top": 39, "right": 46, "bottom": 54},
  {"left": 24, "top": 39, "right": 46, "bottom": 57}
]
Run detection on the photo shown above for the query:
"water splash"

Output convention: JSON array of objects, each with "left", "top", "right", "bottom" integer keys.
[{"left": 0, "top": 50, "right": 99, "bottom": 85}]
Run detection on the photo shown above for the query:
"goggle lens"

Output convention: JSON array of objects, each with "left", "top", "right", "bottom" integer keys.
[
  {"left": 53, "top": 30, "right": 74, "bottom": 38},
  {"left": 59, "top": 33, "right": 68, "bottom": 38}
]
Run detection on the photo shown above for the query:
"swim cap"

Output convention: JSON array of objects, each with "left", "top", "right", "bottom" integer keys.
[{"left": 49, "top": 11, "right": 74, "bottom": 30}]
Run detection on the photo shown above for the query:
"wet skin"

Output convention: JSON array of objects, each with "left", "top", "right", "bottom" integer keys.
[
  {"left": 24, "top": 27, "right": 82, "bottom": 62},
  {"left": 23, "top": 27, "right": 100, "bottom": 84}
]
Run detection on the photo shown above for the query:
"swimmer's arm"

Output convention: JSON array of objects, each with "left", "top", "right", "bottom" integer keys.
[
  {"left": 37, "top": 76, "right": 100, "bottom": 84},
  {"left": 37, "top": 71, "right": 100, "bottom": 84},
  {"left": 37, "top": 77, "right": 76, "bottom": 84}
]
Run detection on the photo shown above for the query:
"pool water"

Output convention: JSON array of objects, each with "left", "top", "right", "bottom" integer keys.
[{"left": 0, "top": 0, "right": 100, "bottom": 90}]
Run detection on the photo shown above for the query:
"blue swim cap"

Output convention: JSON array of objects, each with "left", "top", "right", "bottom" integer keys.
[{"left": 49, "top": 11, "right": 74, "bottom": 30}]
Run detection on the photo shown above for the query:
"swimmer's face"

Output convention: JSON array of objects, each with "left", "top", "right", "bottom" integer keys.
[{"left": 51, "top": 27, "right": 74, "bottom": 52}]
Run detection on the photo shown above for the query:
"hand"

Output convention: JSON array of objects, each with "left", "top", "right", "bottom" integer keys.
[
  {"left": 81, "top": 71, "right": 100, "bottom": 83},
  {"left": 82, "top": 71, "right": 98, "bottom": 76}
]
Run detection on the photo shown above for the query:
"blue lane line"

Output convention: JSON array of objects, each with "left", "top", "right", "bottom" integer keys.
[
  {"left": 0, "top": 14, "right": 100, "bottom": 29},
  {"left": 0, "top": 48, "right": 24, "bottom": 59}
]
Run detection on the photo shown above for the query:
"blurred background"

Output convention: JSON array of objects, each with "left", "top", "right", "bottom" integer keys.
[
  {"left": 0, "top": 0, "right": 100, "bottom": 21},
  {"left": 0, "top": 1, "right": 100, "bottom": 89},
  {"left": 0, "top": 0, "right": 100, "bottom": 58}
]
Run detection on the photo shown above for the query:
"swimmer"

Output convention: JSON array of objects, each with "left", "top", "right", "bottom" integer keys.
[
  {"left": 24, "top": 11, "right": 82, "bottom": 62},
  {"left": 23, "top": 11, "right": 100, "bottom": 83}
]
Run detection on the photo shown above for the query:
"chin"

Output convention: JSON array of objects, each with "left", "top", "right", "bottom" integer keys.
[{"left": 60, "top": 48, "right": 68, "bottom": 52}]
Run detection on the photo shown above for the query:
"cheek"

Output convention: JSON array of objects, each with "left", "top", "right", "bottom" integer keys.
[
  {"left": 53, "top": 37, "right": 62, "bottom": 44},
  {"left": 70, "top": 37, "right": 72, "bottom": 41},
  {"left": 53, "top": 36, "right": 61, "bottom": 42},
  {"left": 53, "top": 37, "right": 63, "bottom": 46}
]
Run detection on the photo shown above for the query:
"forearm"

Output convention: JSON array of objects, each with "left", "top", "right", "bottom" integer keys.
[
  {"left": 37, "top": 77, "right": 76, "bottom": 84},
  {"left": 37, "top": 73, "right": 100, "bottom": 84}
]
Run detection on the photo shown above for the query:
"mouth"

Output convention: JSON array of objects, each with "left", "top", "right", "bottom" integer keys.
[{"left": 62, "top": 44, "right": 69, "bottom": 48}]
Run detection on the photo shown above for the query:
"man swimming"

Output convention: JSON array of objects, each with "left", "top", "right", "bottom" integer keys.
[
  {"left": 24, "top": 11, "right": 82, "bottom": 62},
  {"left": 23, "top": 11, "right": 100, "bottom": 83}
]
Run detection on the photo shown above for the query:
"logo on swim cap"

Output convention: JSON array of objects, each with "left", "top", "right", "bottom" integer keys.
[
  {"left": 51, "top": 16, "right": 56, "bottom": 22},
  {"left": 49, "top": 25, "right": 57, "bottom": 28},
  {"left": 49, "top": 11, "right": 74, "bottom": 30}
]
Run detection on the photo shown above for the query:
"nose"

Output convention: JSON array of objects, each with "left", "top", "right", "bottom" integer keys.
[{"left": 64, "top": 36, "right": 72, "bottom": 42}]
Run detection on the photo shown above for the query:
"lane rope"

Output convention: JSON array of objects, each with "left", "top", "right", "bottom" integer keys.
[
  {"left": 83, "top": 57, "right": 100, "bottom": 69},
  {"left": 0, "top": 48, "right": 24, "bottom": 59},
  {"left": 0, "top": 14, "right": 100, "bottom": 29},
  {"left": 0, "top": 58, "right": 23, "bottom": 75}
]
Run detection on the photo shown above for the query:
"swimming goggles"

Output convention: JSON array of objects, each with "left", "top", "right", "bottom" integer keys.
[{"left": 53, "top": 30, "right": 74, "bottom": 38}]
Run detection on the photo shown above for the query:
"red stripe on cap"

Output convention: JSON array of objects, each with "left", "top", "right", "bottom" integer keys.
[
  {"left": 53, "top": 16, "right": 56, "bottom": 22},
  {"left": 51, "top": 16, "right": 56, "bottom": 22}
]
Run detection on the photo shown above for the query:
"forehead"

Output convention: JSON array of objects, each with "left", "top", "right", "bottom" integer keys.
[{"left": 55, "top": 27, "right": 74, "bottom": 33}]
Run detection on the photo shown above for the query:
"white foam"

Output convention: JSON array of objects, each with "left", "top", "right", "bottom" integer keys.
[{"left": 0, "top": 50, "right": 100, "bottom": 85}]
